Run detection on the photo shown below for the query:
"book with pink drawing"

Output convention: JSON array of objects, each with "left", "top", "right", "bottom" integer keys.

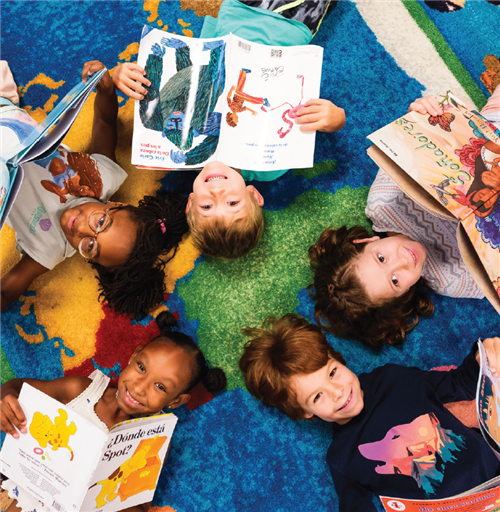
[
  {"left": 366, "top": 92, "right": 500, "bottom": 315},
  {"left": 0, "top": 384, "right": 177, "bottom": 512},
  {"left": 131, "top": 26, "right": 323, "bottom": 171}
]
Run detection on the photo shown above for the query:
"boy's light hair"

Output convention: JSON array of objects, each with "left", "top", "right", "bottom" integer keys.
[
  {"left": 186, "top": 195, "right": 264, "bottom": 259},
  {"left": 239, "top": 314, "right": 345, "bottom": 420}
]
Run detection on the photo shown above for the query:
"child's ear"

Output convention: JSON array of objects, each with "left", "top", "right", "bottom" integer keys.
[
  {"left": 185, "top": 193, "right": 194, "bottom": 213},
  {"left": 247, "top": 185, "right": 264, "bottom": 206},
  {"left": 131, "top": 345, "right": 145, "bottom": 359},
  {"left": 303, "top": 411, "right": 314, "bottom": 419},
  {"left": 166, "top": 393, "right": 191, "bottom": 409},
  {"left": 352, "top": 236, "right": 380, "bottom": 244},
  {"left": 107, "top": 201, "right": 129, "bottom": 207}
]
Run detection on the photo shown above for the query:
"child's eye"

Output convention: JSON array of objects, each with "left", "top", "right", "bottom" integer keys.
[
  {"left": 377, "top": 254, "right": 385, "bottom": 263},
  {"left": 156, "top": 383, "right": 166, "bottom": 392},
  {"left": 201, "top": 205, "right": 212, "bottom": 210},
  {"left": 228, "top": 201, "right": 239, "bottom": 206},
  {"left": 329, "top": 368, "right": 336, "bottom": 379},
  {"left": 392, "top": 276, "right": 399, "bottom": 286},
  {"left": 137, "top": 362, "right": 145, "bottom": 372},
  {"left": 96, "top": 215, "right": 107, "bottom": 232},
  {"left": 313, "top": 392, "right": 322, "bottom": 403}
]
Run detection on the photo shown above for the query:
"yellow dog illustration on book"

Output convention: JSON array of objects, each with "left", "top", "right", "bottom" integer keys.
[
  {"left": 29, "top": 409, "right": 77, "bottom": 461},
  {"left": 92, "top": 435, "right": 168, "bottom": 507}
]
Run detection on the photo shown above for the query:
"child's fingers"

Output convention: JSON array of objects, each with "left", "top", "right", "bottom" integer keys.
[
  {"left": 0, "top": 397, "right": 27, "bottom": 438},
  {"left": 482, "top": 337, "right": 500, "bottom": 376},
  {"left": 409, "top": 96, "right": 443, "bottom": 116},
  {"left": 119, "top": 84, "right": 145, "bottom": 101},
  {"left": 81, "top": 60, "right": 106, "bottom": 82}
]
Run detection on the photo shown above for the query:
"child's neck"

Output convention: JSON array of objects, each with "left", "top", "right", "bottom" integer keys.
[{"left": 95, "top": 387, "right": 135, "bottom": 430}]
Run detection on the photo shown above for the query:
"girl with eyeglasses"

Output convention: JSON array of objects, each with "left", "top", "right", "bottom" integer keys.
[{"left": 0, "top": 61, "right": 188, "bottom": 317}]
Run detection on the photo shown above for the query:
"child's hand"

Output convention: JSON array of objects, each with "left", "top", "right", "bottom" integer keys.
[
  {"left": 0, "top": 394, "right": 27, "bottom": 438},
  {"left": 408, "top": 96, "right": 443, "bottom": 116},
  {"left": 296, "top": 99, "right": 345, "bottom": 133},
  {"left": 478, "top": 337, "right": 500, "bottom": 377},
  {"left": 82, "top": 60, "right": 113, "bottom": 95},
  {"left": 113, "top": 63, "right": 151, "bottom": 100}
]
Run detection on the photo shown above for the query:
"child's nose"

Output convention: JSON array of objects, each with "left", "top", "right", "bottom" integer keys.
[{"left": 331, "top": 382, "right": 343, "bottom": 400}]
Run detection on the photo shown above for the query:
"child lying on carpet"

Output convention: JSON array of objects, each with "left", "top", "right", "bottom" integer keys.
[
  {"left": 308, "top": 87, "right": 500, "bottom": 347},
  {"left": 112, "top": 0, "right": 345, "bottom": 259},
  {"left": 239, "top": 313, "right": 500, "bottom": 511},
  {"left": 0, "top": 60, "right": 188, "bottom": 318},
  {"left": 0, "top": 311, "right": 226, "bottom": 512}
]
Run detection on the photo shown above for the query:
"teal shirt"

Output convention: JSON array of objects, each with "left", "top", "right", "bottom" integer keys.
[{"left": 202, "top": 0, "right": 312, "bottom": 181}]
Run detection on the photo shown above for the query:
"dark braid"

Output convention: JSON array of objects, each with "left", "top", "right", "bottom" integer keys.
[
  {"left": 154, "top": 311, "right": 227, "bottom": 394},
  {"left": 91, "top": 192, "right": 189, "bottom": 318}
]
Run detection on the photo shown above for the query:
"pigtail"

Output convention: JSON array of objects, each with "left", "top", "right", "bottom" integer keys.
[
  {"left": 153, "top": 311, "right": 227, "bottom": 394},
  {"left": 91, "top": 192, "right": 189, "bottom": 318},
  {"left": 308, "top": 225, "right": 434, "bottom": 347}
]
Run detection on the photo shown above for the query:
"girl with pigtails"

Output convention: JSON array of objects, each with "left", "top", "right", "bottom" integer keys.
[
  {"left": 1, "top": 61, "right": 189, "bottom": 318},
  {"left": 1, "top": 311, "right": 227, "bottom": 512}
]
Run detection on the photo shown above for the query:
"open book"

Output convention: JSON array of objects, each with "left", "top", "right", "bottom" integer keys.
[
  {"left": 131, "top": 26, "right": 323, "bottom": 171},
  {"left": 367, "top": 92, "right": 500, "bottom": 315},
  {"left": 0, "top": 68, "right": 106, "bottom": 229},
  {"left": 0, "top": 383, "right": 177, "bottom": 512},
  {"left": 380, "top": 340, "right": 500, "bottom": 511}
]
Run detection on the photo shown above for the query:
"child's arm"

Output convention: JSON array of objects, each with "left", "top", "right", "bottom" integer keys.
[
  {"left": 296, "top": 99, "right": 345, "bottom": 133},
  {"left": 1, "top": 254, "right": 48, "bottom": 311},
  {"left": 408, "top": 96, "right": 443, "bottom": 116},
  {"left": 0, "top": 376, "right": 91, "bottom": 438},
  {"left": 83, "top": 60, "right": 119, "bottom": 162},
  {"left": 112, "top": 63, "right": 151, "bottom": 100}
]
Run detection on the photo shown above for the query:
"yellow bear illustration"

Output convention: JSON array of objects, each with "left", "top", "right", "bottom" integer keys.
[{"left": 29, "top": 409, "right": 77, "bottom": 460}]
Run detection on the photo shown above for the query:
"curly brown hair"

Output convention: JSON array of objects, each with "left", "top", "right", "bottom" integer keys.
[
  {"left": 308, "top": 225, "right": 434, "bottom": 347},
  {"left": 239, "top": 314, "right": 345, "bottom": 421},
  {"left": 186, "top": 195, "right": 264, "bottom": 259}
]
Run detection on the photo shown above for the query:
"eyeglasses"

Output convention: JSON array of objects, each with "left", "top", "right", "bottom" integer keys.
[{"left": 78, "top": 206, "right": 123, "bottom": 259}]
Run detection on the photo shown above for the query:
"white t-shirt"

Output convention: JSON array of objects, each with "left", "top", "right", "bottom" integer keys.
[{"left": 1, "top": 105, "right": 127, "bottom": 269}]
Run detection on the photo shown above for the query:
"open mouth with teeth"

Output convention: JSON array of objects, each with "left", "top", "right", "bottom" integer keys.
[
  {"left": 405, "top": 246, "right": 418, "bottom": 266},
  {"left": 205, "top": 174, "right": 227, "bottom": 182},
  {"left": 125, "top": 388, "right": 144, "bottom": 407},
  {"left": 337, "top": 389, "right": 353, "bottom": 412}
]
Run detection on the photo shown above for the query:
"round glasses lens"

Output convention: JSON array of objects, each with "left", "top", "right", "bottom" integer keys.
[
  {"left": 89, "top": 210, "right": 111, "bottom": 234},
  {"left": 79, "top": 236, "right": 98, "bottom": 259}
]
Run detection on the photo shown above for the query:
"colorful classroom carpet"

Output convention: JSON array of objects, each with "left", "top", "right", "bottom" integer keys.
[{"left": 1, "top": 1, "right": 500, "bottom": 511}]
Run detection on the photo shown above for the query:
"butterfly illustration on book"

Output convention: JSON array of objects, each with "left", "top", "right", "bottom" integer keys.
[{"left": 428, "top": 112, "right": 455, "bottom": 132}]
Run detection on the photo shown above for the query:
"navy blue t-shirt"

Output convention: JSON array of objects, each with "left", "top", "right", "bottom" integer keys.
[{"left": 327, "top": 347, "right": 499, "bottom": 511}]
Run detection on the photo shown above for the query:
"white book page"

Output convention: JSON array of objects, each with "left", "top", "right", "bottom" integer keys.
[
  {"left": 131, "top": 26, "right": 229, "bottom": 169},
  {"left": 217, "top": 34, "right": 323, "bottom": 171},
  {"left": 0, "top": 384, "right": 107, "bottom": 512}
]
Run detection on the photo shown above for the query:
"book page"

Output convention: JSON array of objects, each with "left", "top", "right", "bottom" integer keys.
[
  {"left": 217, "top": 34, "right": 323, "bottom": 171},
  {"left": 477, "top": 340, "right": 500, "bottom": 454},
  {"left": 80, "top": 413, "right": 177, "bottom": 512},
  {"left": 131, "top": 26, "right": 230, "bottom": 169},
  {"left": 0, "top": 384, "right": 107, "bottom": 512}
]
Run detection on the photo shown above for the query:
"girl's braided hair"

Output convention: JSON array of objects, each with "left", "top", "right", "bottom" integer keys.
[
  {"left": 307, "top": 225, "right": 434, "bottom": 347},
  {"left": 155, "top": 311, "right": 227, "bottom": 394},
  {"left": 90, "top": 192, "right": 188, "bottom": 318}
]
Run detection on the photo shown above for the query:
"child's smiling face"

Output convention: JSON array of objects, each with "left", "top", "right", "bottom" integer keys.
[
  {"left": 355, "top": 235, "right": 426, "bottom": 302},
  {"left": 290, "top": 357, "right": 364, "bottom": 424},
  {"left": 59, "top": 201, "right": 136, "bottom": 267},
  {"left": 186, "top": 161, "right": 264, "bottom": 224},
  {"left": 117, "top": 340, "right": 193, "bottom": 416}
]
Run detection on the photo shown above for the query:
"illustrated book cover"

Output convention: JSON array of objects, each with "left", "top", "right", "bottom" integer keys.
[
  {"left": 0, "top": 383, "right": 177, "bottom": 512},
  {"left": 366, "top": 92, "right": 500, "bottom": 314},
  {"left": 131, "top": 25, "right": 323, "bottom": 171},
  {"left": 0, "top": 68, "right": 106, "bottom": 229}
]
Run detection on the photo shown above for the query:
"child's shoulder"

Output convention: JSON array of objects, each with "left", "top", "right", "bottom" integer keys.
[{"left": 55, "top": 375, "right": 94, "bottom": 404}]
